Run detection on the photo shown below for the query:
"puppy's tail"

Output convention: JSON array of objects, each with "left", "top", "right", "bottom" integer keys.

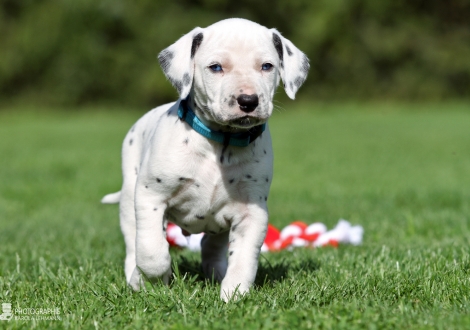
[{"left": 101, "top": 191, "right": 121, "bottom": 204}]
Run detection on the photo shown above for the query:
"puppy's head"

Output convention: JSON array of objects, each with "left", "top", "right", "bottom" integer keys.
[{"left": 158, "top": 18, "right": 309, "bottom": 130}]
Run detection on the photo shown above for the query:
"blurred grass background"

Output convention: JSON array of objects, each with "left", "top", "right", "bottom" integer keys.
[{"left": 1, "top": 0, "right": 469, "bottom": 107}]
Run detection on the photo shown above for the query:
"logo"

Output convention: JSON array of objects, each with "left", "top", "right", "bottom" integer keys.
[
  {"left": 0, "top": 302, "right": 61, "bottom": 321},
  {"left": 0, "top": 303, "right": 13, "bottom": 321}
]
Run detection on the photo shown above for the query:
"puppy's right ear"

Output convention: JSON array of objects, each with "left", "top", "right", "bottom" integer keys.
[{"left": 158, "top": 27, "right": 204, "bottom": 99}]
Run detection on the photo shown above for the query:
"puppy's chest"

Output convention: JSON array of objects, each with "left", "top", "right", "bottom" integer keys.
[
  {"left": 161, "top": 158, "right": 269, "bottom": 235},
  {"left": 164, "top": 170, "right": 236, "bottom": 234}
]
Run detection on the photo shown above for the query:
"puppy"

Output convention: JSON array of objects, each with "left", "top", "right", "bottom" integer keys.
[{"left": 102, "top": 18, "right": 309, "bottom": 301}]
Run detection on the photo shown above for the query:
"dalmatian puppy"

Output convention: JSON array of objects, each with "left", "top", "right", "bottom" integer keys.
[{"left": 102, "top": 18, "right": 309, "bottom": 301}]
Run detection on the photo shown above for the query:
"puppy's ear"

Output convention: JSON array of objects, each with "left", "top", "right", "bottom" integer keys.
[
  {"left": 270, "top": 30, "right": 310, "bottom": 99},
  {"left": 158, "top": 27, "right": 204, "bottom": 99}
]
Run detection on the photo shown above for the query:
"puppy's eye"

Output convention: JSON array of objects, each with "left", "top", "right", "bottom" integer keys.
[
  {"left": 209, "top": 64, "right": 223, "bottom": 72},
  {"left": 261, "top": 63, "right": 273, "bottom": 71}
]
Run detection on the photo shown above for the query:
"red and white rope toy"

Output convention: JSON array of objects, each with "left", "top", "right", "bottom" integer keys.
[{"left": 166, "top": 219, "right": 363, "bottom": 252}]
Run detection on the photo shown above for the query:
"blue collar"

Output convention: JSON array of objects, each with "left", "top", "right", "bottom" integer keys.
[{"left": 177, "top": 99, "right": 266, "bottom": 147}]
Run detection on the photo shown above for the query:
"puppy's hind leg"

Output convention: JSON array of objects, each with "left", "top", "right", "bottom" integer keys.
[{"left": 201, "top": 231, "right": 229, "bottom": 282}]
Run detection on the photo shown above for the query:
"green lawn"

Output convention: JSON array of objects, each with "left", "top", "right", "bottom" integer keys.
[{"left": 0, "top": 102, "right": 469, "bottom": 329}]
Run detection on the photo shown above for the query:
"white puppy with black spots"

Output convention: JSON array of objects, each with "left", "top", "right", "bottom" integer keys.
[{"left": 102, "top": 18, "right": 309, "bottom": 301}]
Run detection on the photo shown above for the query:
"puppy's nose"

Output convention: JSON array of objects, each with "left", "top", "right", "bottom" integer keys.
[{"left": 237, "top": 94, "right": 259, "bottom": 113}]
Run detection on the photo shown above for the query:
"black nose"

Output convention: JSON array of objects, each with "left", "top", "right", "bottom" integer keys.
[{"left": 237, "top": 94, "right": 259, "bottom": 113}]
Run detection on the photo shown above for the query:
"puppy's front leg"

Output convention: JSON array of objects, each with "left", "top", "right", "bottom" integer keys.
[
  {"left": 221, "top": 206, "right": 268, "bottom": 301},
  {"left": 129, "top": 183, "right": 171, "bottom": 290}
]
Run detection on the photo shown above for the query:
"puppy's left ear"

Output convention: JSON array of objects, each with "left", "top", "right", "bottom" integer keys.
[
  {"left": 158, "top": 27, "right": 204, "bottom": 99},
  {"left": 271, "top": 29, "right": 310, "bottom": 99}
]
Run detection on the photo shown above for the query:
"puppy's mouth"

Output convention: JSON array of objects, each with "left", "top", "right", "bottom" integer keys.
[
  {"left": 194, "top": 101, "right": 267, "bottom": 130},
  {"left": 227, "top": 116, "right": 264, "bottom": 129}
]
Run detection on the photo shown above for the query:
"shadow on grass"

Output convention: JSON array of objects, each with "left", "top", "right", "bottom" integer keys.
[
  {"left": 255, "top": 254, "right": 321, "bottom": 286},
  {"left": 172, "top": 251, "right": 321, "bottom": 288}
]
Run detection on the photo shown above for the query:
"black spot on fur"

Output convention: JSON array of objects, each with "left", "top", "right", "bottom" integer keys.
[
  {"left": 172, "top": 79, "right": 183, "bottom": 94},
  {"left": 246, "top": 175, "right": 252, "bottom": 179},
  {"left": 231, "top": 224, "right": 238, "bottom": 231},
  {"left": 131, "top": 125, "right": 136, "bottom": 132},
  {"left": 145, "top": 186, "right": 148, "bottom": 189},
  {"left": 272, "top": 33, "right": 284, "bottom": 66},
  {"left": 154, "top": 208, "right": 158, "bottom": 211},
  {"left": 184, "top": 138, "right": 189, "bottom": 144},
  {"left": 158, "top": 49, "right": 174, "bottom": 73},
  {"left": 229, "top": 179, "right": 235, "bottom": 184},
  {"left": 195, "top": 183, "right": 200, "bottom": 188},
  {"left": 229, "top": 251, "right": 234, "bottom": 256},
  {"left": 239, "top": 89, "right": 243, "bottom": 93},
  {"left": 220, "top": 140, "right": 230, "bottom": 164},
  {"left": 191, "top": 33, "right": 204, "bottom": 59},
  {"left": 135, "top": 167, "right": 138, "bottom": 175},
  {"left": 266, "top": 177, "right": 269, "bottom": 182},
  {"left": 228, "top": 98, "right": 236, "bottom": 107},
  {"left": 264, "top": 196, "right": 267, "bottom": 201},
  {"left": 156, "top": 178, "right": 162, "bottom": 183},
  {"left": 142, "top": 130, "right": 146, "bottom": 138},
  {"left": 301, "top": 56, "right": 310, "bottom": 75},
  {"left": 179, "top": 177, "right": 187, "bottom": 181},
  {"left": 229, "top": 239, "right": 235, "bottom": 244},
  {"left": 289, "top": 82, "right": 294, "bottom": 91},
  {"left": 183, "top": 73, "right": 191, "bottom": 86},
  {"left": 294, "top": 76, "right": 305, "bottom": 88},
  {"left": 196, "top": 215, "right": 205, "bottom": 220},
  {"left": 264, "top": 150, "right": 267, "bottom": 154},
  {"left": 129, "top": 139, "right": 133, "bottom": 146},
  {"left": 286, "top": 45, "right": 293, "bottom": 56}
]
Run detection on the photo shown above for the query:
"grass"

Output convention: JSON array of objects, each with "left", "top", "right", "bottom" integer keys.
[{"left": 0, "top": 102, "right": 469, "bottom": 329}]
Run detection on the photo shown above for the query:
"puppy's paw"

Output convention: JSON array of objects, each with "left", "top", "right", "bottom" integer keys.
[
  {"left": 128, "top": 261, "right": 172, "bottom": 291},
  {"left": 128, "top": 267, "right": 144, "bottom": 291},
  {"left": 220, "top": 280, "right": 250, "bottom": 302}
]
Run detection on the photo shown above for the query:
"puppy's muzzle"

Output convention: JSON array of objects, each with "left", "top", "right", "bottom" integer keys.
[{"left": 237, "top": 94, "right": 259, "bottom": 113}]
